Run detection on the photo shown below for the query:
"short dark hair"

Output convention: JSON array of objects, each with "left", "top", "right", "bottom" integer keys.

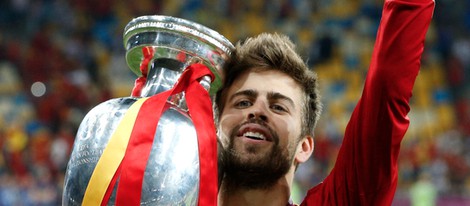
[{"left": 215, "top": 33, "right": 322, "bottom": 136}]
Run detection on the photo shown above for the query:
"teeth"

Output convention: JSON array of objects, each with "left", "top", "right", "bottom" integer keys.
[{"left": 244, "top": 131, "right": 265, "bottom": 140}]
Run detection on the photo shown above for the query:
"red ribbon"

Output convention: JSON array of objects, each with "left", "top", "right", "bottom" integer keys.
[
  {"left": 184, "top": 65, "right": 218, "bottom": 206},
  {"left": 102, "top": 63, "right": 218, "bottom": 206},
  {"left": 131, "top": 47, "right": 155, "bottom": 97}
]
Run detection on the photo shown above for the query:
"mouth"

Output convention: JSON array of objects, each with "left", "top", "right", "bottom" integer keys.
[
  {"left": 237, "top": 123, "right": 273, "bottom": 142},
  {"left": 243, "top": 131, "right": 266, "bottom": 140}
]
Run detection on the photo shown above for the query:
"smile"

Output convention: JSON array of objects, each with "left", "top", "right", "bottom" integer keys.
[
  {"left": 243, "top": 131, "right": 266, "bottom": 140},
  {"left": 237, "top": 123, "right": 274, "bottom": 142}
]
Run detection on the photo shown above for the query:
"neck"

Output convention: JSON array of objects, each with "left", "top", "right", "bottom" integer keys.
[
  {"left": 218, "top": 166, "right": 296, "bottom": 206},
  {"left": 218, "top": 182, "right": 290, "bottom": 206}
]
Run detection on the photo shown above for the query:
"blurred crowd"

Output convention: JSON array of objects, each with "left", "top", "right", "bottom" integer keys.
[{"left": 0, "top": 0, "right": 469, "bottom": 205}]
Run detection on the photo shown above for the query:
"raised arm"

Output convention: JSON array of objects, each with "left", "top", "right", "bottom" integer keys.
[{"left": 302, "top": 0, "right": 435, "bottom": 205}]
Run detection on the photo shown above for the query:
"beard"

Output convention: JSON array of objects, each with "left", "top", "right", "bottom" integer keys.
[{"left": 219, "top": 119, "right": 297, "bottom": 191}]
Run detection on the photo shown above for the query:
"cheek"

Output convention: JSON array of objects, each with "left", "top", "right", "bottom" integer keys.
[
  {"left": 217, "top": 112, "right": 241, "bottom": 146},
  {"left": 218, "top": 108, "right": 254, "bottom": 134},
  {"left": 275, "top": 115, "right": 302, "bottom": 145}
]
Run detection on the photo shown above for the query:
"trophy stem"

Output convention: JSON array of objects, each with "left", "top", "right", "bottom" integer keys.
[{"left": 140, "top": 57, "right": 184, "bottom": 98}]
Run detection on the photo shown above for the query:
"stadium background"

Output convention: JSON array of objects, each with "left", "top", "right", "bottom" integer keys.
[{"left": 0, "top": 0, "right": 469, "bottom": 205}]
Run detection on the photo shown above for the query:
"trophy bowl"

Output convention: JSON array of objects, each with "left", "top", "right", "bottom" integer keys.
[{"left": 124, "top": 15, "right": 234, "bottom": 95}]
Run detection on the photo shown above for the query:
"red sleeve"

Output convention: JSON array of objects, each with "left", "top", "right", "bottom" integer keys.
[{"left": 301, "top": 0, "right": 435, "bottom": 205}]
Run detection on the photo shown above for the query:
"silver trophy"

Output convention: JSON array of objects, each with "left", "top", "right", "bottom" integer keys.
[{"left": 62, "top": 15, "right": 234, "bottom": 205}]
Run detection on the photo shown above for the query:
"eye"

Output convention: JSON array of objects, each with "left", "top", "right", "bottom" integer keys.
[
  {"left": 270, "top": 104, "right": 288, "bottom": 113},
  {"left": 234, "top": 100, "right": 252, "bottom": 108}
]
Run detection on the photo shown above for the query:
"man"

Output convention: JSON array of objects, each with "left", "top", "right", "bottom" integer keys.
[{"left": 216, "top": 0, "right": 435, "bottom": 205}]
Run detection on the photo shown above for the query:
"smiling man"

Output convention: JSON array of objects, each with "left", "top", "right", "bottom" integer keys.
[
  {"left": 216, "top": 33, "right": 320, "bottom": 206},
  {"left": 215, "top": 0, "right": 435, "bottom": 205},
  {"left": 219, "top": 67, "right": 315, "bottom": 191}
]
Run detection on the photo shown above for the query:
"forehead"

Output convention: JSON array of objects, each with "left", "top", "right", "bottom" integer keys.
[{"left": 226, "top": 69, "right": 304, "bottom": 102}]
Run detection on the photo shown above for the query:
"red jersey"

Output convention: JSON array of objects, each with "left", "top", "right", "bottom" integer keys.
[{"left": 301, "top": 0, "right": 435, "bottom": 205}]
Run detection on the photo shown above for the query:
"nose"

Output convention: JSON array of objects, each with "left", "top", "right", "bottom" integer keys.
[{"left": 247, "top": 102, "right": 268, "bottom": 122}]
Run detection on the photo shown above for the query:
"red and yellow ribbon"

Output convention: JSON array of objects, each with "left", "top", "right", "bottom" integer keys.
[
  {"left": 83, "top": 60, "right": 218, "bottom": 206},
  {"left": 82, "top": 97, "right": 147, "bottom": 205}
]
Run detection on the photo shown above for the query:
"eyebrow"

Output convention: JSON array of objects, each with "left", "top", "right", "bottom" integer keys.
[
  {"left": 228, "top": 89, "right": 258, "bottom": 102},
  {"left": 267, "top": 92, "right": 296, "bottom": 109}
]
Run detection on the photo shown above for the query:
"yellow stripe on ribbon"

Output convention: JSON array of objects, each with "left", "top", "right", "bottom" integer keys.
[{"left": 82, "top": 97, "right": 148, "bottom": 205}]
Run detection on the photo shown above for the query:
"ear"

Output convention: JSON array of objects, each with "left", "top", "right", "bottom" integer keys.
[{"left": 295, "top": 135, "right": 314, "bottom": 164}]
